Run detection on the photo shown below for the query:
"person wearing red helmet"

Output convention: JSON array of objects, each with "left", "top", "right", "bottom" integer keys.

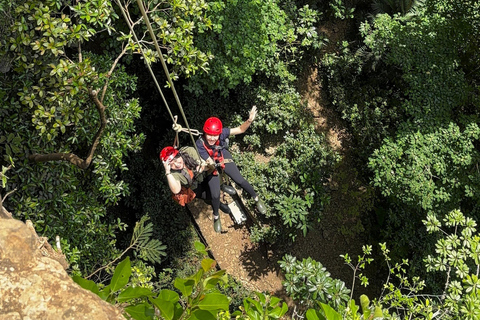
[
  {"left": 196, "top": 105, "right": 267, "bottom": 221},
  {"left": 161, "top": 146, "right": 231, "bottom": 233}
]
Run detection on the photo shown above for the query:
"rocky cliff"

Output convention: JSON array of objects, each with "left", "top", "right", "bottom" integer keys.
[{"left": 0, "top": 215, "right": 125, "bottom": 319}]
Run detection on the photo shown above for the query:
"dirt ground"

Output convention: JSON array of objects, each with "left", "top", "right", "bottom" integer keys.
[{"left": 186, "top": 45, "right": 378, "bottom": 316}]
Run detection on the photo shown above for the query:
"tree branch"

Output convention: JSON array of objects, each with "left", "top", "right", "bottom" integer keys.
[
  {"left": 100, "top": 45, "right": 128, "bottom": 102},
  {"left": 1, "top": 188, "right": 16, "bottom": 219},
  {"left": 29, "top": 89, "right": 107, "bottom": 170}
]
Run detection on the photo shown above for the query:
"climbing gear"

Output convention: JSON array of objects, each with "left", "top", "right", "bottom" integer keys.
[
  {"left": 160, "top": 146, "right": 178, "bottom": 162},
  {"left": 117, "top": 0, "right": 255, "bottom": 229},
  {"left": 219, "top": 202, "right": 232, "bottom": 215},
  {"left": 116, "top": 0, "right": 201, "bottom": 158},
  {"left": 256, "top": 198, "right": 267, "bottom": 215},
  {"left": 172, "top": 115, "right": 201, "bottom": 150},
  {"left": 203, "top": 117, "right": 223, "bottom": 135},
  {"left": 171, "top": 167, "right": 196, "bottom": 206},
  {"left": 199, "top": 136, "right": 225, "bottom": 175},
  {"left": 172, "top": 187, "right": 196, "bottom": 206},
  {"left": 213, "top": 215, "right": 222, "bottom": 233}
]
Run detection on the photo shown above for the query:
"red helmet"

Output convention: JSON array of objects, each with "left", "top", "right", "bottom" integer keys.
[
  {"left": 203, "top": 117, "right": 222, "bottom": 135},
  {"left": 160, "top": 146, "right": 178, "bottom": 162}
]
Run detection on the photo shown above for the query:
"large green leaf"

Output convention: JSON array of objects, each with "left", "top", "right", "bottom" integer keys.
[
  {"left": 98, "top": 285, "right": 112, "bottom": 301},
  {"left": 189, "top": 268, "right": 204, "bottom": 286},
  {"left": 72, "top": 275, "right": 100, "bottom": 295},
  {"left": 305, "top": 309, "right": 326, "bottom": 320},
  {"left": 189, "top": 309, "right": 217, "bottom": 320},
  {"left": 117, "top": 286, "right": 154, "bottom": 302},
  {"left": 194, "top": 241, "right": 207, "bottom": 255},
  {"left": 150, "top": 297, "right": 174, "bottom": 320},
  {"left": 158, "top": 289, "right": 180, "bottom": 303},
  {"left": 174, "top": 278, "right": 195, "bottom": 297},
  {"left": 201, "top": 258, "right": 216, "bottom": 272},
  {"left": 124, "top": 303, "right": 155, "bottom": 320},
  {"left": 320, "top": 303, "right": 341, "bottom": 320},
  {"left": 268, "top": 302, "right": 288, "bottom": 318},
  {"left": 196, "top": 293, "right": 229, "bottom": 311},
  {"left": 110, "top": 257, "right": 131, "bottom": 292}
]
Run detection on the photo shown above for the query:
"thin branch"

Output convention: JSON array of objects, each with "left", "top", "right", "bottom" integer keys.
[
  {"left": 100, "top": 45, "right": 128, "bottom": 102},
  {"left": 78, "top": 41, "right": 82, "bottom": 63},
  {"left": 442, "top": 265, "right": 451, "bottom": 300},
  {"left": 0, "top": 187, "right": 16, "bottom": 219},
  {"left": 86, "top": 244, "right": 132, "bottom": 279},
  {"left": 29, "top": 89, "right": 107, "bottom": 170}
]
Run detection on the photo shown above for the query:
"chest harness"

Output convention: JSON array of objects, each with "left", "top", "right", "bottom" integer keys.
[{"left": 199, "top": 136, "right": 226, "bottom": 175}]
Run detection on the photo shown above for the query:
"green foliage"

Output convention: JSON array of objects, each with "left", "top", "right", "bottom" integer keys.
[
  {"left": 74, "top": 241, "right": 232, "bottom": 320},
  {"left": 306, "top": 297, "right": 383, "bottom": 320},
  {"left": 361, "top": 9, "right": 471, "bottom": 126},
  {"left": 279, "top": 254, "right": 351, "bottom": 310},
  {"left": 237, "top": 124, "right": 338, "bottom": 243},
  {"left": 188, "top": 0, "right": 325, "bottom": 94},
  {"left": 0, "top": 0, "right": 146, "bottom": 274},
  {"left": 323, "top": 217, "right": 480, "bottom": 319},
  {"left": 329, "top": 0, "right": 355, "bottom": 20},
  {"left": 321, "top": 41, "right": 404, "bottom": 160},
  {"left": 115, "top": 0, "right": 213, "bottom": 80},
  {"left": 217, "top": 275, "right": 254, "bottom": 312},
  {"left": 321, "top": 0, "right": 480, "bottom": 289},
  {"left": 234, "top": 292, "right": 288, "bottom": 320},
  {"left": 130, "top": 215, "right": 167, "bottom": 264},
  {"left": 369, "top": 122, "right": 480, "bottom": 211},
  {"left": 341, "top": 245, "right": 374, "bottom": 292},
  {"left": 423, "top": 210, "right": 480, "bottom": 319},
  {"left": 372, "top": 0, "right": 425, "bottom": 16},
  {"left": 274, "top": 193, "right": 311, "bottom": 239},
  {"left": 130, "top": 260, "right": 157, "bottom": 291}
]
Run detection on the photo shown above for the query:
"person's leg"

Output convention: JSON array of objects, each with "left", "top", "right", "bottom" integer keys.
[
  {"left": 195, "top": 179, "right": 230, "bottom": 214},
  {"left": 222, "top": 150, "right": 257, "bottom": 198},
  {"left": 222, "top": 150, "right": 266, "bottom": 214},
  {"left": 206, "top": 174, "right": 222, "bottom": 232}
]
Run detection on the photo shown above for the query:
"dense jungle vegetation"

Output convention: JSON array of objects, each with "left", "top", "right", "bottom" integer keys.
[{"left": 1, "top": 0, "right": 479, "bottom": 318}]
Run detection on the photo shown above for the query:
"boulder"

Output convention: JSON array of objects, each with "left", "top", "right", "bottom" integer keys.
[{"left": 0, "top": 217, "right": 125, "bottom": 319}]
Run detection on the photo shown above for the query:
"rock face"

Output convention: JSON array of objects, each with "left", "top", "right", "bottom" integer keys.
[{"left": 0, "top": 217, "right": 125, "bottom": 320}]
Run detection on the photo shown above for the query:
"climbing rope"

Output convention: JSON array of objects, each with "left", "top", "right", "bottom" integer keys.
[
  {"left": 133, "top": 0, "right": 201, "bottom": 155},
  {"left": 114, "top": 0, "right": 173, "bottom": 122},
  {"left": 115, "top": 0, "right": 201, "bottom": 155}
]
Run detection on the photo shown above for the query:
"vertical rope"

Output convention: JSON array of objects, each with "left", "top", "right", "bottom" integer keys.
[
  {"left": 115, "top": 0, "right": 175, "bottom": 123},
  {"left": 134, "top": 0, "right": 201, "bottom": 156}
]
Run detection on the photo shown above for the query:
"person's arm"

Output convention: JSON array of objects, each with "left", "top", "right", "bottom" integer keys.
[
  {"left": 230, "top": 105, "right": 257, "bottom": 136},
  {"left": 163, "top": 160, "right": 181, "bottom": 194}
]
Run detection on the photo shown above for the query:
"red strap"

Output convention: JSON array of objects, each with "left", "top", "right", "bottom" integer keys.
[{"left": 201, "top": 139, "right": 225, "bottom": 175}]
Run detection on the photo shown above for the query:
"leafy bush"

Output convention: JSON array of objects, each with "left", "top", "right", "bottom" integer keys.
[
  {"left": 188, "top": 0, "right": 326, "bottom": 94},
  {"left": 236, "top": 124, "right": 338, "bottom": 243},
  {"left": 279, "top": 254, "right": 351, "bottom": 310}
]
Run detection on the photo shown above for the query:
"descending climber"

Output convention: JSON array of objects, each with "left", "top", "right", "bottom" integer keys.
[
  {"left": 160, "top": 146, "right": 231, "bottom": 233},
  {"left": 196, "top": 105, "right": 267, "bottom": 221}
]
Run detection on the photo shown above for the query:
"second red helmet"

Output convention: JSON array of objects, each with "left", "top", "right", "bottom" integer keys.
[
  {"left": 160, "top": 146, "right": 179, "bottom": 162},
  {"left": 203, "top": 117, "right": 223, "bottom": 135}
]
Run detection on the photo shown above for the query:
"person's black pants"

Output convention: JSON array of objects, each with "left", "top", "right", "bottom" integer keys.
[{"left": 202, "top": 149, "right": 257, "bottom": 216}]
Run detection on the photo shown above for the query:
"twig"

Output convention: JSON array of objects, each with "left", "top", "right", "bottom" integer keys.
[{"left": 86, "top": 243, "right": 133, "bottom": 279}]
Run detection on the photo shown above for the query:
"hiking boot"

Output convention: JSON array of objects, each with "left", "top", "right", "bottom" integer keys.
[
  {"left": 256, "top": 198, "right": 267, "bottom": 215},
  {"left": 219, "top": 202, "right": 232, "bottom": 215},
  {"left": 213, "top": 216, "right": 222, "bottom": 233},
  {"left": 221, "top": 184, "right": 236, "bottom": 195}
]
